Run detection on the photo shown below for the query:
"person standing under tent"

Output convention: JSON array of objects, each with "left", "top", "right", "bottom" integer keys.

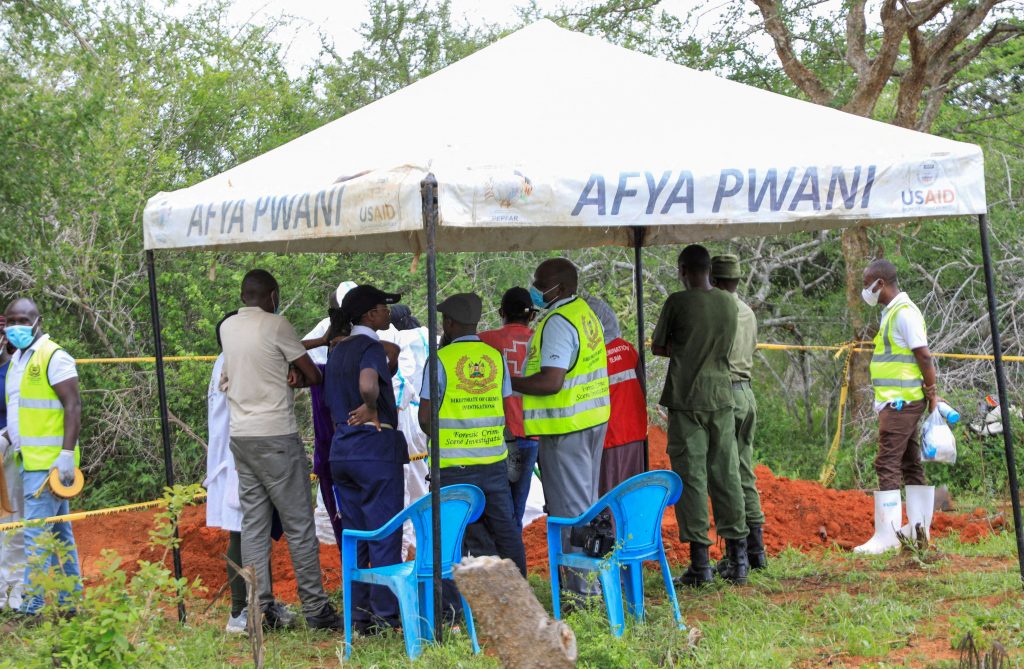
[
  {"left": 207, "top": 311, "right": 294, "bottom": 634},
  {"left": 584, "top": 297, "right": 647, "bottom": 496},
  {"left": 379, "top": 304, "right": 431, "bottom": 559},
  {"left": 1, "top": 298, "right": 82, "bottom": 621},
  {"left": 326, "top": 285, "right": 407, "bottom": 634},
  {"left": 478, "top": 287, "right": 539, "bottom": 528},
  {"left": 219, "top": 270, "right": 342, "bottom": 631},
  {"left": 512, "top": 259, "right": 610, "bottom": 604},
  {"left": 855, "top": 259, "right": 939, "bottom": 554},
  {"left": 0, "top": 318, "right": 25, "bottom": 613},
  {"left": 418, "top": 293, "right": 527, "bottom": 575},
  {"left": 653, "top": 245, "right": 749, "bottom": 588},
  {"left": 302, "top": 281, "right": 357, "bottom": 548},
  {"left": 709, "top": 254, "right": 767, "bottom": 572}
]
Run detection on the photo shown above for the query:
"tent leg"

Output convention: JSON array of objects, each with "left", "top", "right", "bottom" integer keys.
[
  {"left": 632, "top": 227, "right": 650, "bottom": 472},
  {"left": 978, "top": 214, "right": 1024, "bottom": 585},
  {"left": 421, "top": 174, "right": 443, "bottom": 640},
  {"left": 145, "top": 250, "right": 186, "bottom": 623}
]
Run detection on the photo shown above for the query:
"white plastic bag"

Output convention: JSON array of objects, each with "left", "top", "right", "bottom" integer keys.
[{"left": 921, "top": 408, "right": 957, "bottom": 464}]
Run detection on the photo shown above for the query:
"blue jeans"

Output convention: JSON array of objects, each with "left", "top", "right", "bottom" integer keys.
[
  {"left": 510, "top": 438, "right": 539, "bottom": 529},
  {"left": 21, "top": 468, "right": 82, "bottom": 614}
]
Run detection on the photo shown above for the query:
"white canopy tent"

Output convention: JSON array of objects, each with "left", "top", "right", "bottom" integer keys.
[
  {"left": 144, "top": 19, "right": 985, "bottom": 254},
  {"left": 141, "top": 20, "right": 1022, "bottom": 627}
]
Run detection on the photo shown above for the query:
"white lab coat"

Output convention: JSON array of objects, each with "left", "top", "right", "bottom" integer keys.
[
  {"left": 0, "top": 446, "right": 25, "bottom": 609},
  {"left": 380, "top": 327, "right": 431, "bottom": 555},
  {"left": 204, "top": 354, "right": 242, "bottom": 533}
]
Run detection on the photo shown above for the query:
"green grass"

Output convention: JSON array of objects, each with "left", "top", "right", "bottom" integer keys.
[{"left": 1, "top": 531, "right": 1022, "bottom": 668}]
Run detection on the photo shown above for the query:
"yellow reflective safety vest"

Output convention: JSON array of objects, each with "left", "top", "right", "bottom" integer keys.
[
  {"left": 6, "top": 338, "right": 81, "bottom": 471},
  {"left": 523, "top": 297, "right": 610, "bottom": 436},
  {"left": 870, "top": 301, "right": 926, "bottom": 403},
  {"left": 437, "top": 340, "right": 508, "bottom": 468}
]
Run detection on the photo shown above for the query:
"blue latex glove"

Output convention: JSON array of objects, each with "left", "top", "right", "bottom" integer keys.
[{"left": 53, "top": 450, "right": 75, "bottom": 486}]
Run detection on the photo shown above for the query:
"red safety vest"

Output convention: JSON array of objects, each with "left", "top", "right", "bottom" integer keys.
[
  {"left": 604, "top": 338, "right": 647, "bottom": 448},
  {"left": 478, "top": 323, "right": 535, "bottom": 441}
]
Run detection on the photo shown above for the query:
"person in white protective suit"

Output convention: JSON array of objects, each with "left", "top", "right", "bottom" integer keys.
[
  {"left": 0, "top": 324, "right": 25, "bottom": 612},
  {"left": 378, "top": 305, "right": 430, "bottom": 559}
]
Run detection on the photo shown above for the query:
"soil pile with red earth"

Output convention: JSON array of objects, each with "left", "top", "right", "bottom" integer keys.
[{"left": 72, "top": 427, "right": 1000, "bottom": 602}]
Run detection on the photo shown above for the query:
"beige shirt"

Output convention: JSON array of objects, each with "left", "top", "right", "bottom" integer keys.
[
  {"left": 728, "top": 293, "right": 757, "bottom": 383},
  {"left": 220, "top": 307, "right": 308, "bottom": 437}
]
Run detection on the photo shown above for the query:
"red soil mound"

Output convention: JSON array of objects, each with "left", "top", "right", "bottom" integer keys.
[{"left": 72, "top": 426, "right": 1000, "bottom": 602}]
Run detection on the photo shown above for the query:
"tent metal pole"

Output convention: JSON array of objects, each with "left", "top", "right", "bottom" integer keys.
[
  {"left": 145, "top": 250, "right": 186, "bottom": 623},
  {"left": 421, "top": 174, "right": 443, "bottom": 639},
  {"left": 632, "top": 226, "right": 649, "bottom": 471},
  {"left": 978, "top": 214, "right": 1024, "bottom": 585}
]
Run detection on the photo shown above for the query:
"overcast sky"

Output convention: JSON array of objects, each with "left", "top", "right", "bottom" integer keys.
[{"left": 160, "top": 0, "right": 707, "bottom": 75}]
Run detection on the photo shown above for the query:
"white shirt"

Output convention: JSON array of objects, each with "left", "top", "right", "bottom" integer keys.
[
  {"left": 531, "top": 296, "right": 584, "bottom": 370},
  {"left": 5, "top": 335, "right": 77, "bottom": 449},
  {"left": 303, "top": 317, "right": 332, "bottom": 366},
  {"left": 351, "top": 325, "right": 380, "bottom": 341},
  {"left": 873, "top": 292, "right": 928, "bottom": 412}
]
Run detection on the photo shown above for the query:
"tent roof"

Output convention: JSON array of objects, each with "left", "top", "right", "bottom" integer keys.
[{"left": 143, "top": 20, "right": 986, "bottom": 254}]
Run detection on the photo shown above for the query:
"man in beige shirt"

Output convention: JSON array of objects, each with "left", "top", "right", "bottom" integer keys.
[
  {"left": 711, "top": 254, "right": 766, "bottom": 573},
  {"left": 220, "top": 269, "right": 341, "bottom": 632}
]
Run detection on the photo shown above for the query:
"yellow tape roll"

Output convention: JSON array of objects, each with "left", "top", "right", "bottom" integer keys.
[{"left": 48, "top": 468, "right": 85, "bottom": 499}]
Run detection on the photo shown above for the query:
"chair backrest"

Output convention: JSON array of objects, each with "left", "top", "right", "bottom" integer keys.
[
  {"left": 408, "top": 484, "right": 485, "bottom": 578},
  {"left": 604, "top": 470, "right": 682, "bottom": 559}
]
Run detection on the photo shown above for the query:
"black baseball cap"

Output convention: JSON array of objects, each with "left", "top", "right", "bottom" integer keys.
[
  {"left": 501, "top": 287, "right": 536, "bottom": 318},
  {"left": 438, "top": 293, "right": 483, "bottom": 325},
  {"left": 341, "top": 285, "right": 401, "bottom": 321}
]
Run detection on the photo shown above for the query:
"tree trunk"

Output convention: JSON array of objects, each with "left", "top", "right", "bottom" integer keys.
[
  {"left": 841, "top": 226, "right": 876, "bottom": 421},
  {"left": 453, "top": 556, "right": 577, "bottom": 669}
]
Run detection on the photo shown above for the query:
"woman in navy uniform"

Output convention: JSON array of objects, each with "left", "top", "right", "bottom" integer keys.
[{"left": 325, "top": 285, "right": 409, "bottom": 634}]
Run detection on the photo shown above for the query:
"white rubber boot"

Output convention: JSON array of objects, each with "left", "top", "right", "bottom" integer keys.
[
  {"left": 904, "top": 485, "right": 935, "bottom": 543},
  {"left": 854, "top": 490, "right": 902, "bottom": 554}
]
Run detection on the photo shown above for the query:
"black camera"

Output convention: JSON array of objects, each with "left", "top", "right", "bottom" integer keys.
[{"left": 569, "top": 510, "right": 615, "bottom": 557}]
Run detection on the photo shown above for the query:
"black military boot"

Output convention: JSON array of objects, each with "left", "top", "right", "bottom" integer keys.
[
  {"left": 720, "top": 537, "right": 750, "bottom": 585},
  {"left": 747, "top": 525, "right": 767, "bottom": 570},
  {"left": 673, "top": 543, "right": 714, "bottom": 588}
]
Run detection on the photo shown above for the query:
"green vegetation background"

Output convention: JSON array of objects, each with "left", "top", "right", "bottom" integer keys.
[{"left": 1, "top": 0, "right": 1022, "bottom": 508}]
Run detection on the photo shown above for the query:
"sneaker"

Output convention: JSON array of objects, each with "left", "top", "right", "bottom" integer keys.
[
  {"left": 225, "top": 608, "right": 248, "bottom": 634},
  {"left": 262, "top": 602, "right": 297, "bottom": 630},
  {"left": 305, "top": 603, "right": 343, "bottom": 632}
]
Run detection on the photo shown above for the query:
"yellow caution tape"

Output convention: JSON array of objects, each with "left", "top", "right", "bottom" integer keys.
[
  {"left": 76, "top": 356, "right": 219, "bottom": 365},
  {"left": 0, "top": 492, "right": 208, "bottom": 532}
]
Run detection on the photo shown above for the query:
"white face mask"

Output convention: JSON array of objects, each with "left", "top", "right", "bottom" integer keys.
[{"left": 861, "top": 279, "right": 882, "bottom": 306}]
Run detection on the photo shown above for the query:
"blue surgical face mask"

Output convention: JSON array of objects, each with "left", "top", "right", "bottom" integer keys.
[
  {"left": 5, "top": 318, "right": 39, "bottom": 350},
  {"left": 530, "top": 283, "right": 560, "bottom": 310}
]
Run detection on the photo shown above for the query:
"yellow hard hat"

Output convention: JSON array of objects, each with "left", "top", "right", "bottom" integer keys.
[{"left": 47, "top": 468, "right": 85, "bottom": 499}]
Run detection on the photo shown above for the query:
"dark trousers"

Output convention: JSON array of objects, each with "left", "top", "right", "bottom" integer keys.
[
  {"left": 598, "top": 440, "right": 646, "bottom": 497},
  {"left": 331, "top": 458, "right": 404, "bottom": 627},
  {"left": 441, "top": 461, "right": 527, "bottom": 575},
  {"left": 509, "top": 438, "right": 539, "bottom": 529},
  {"left": 876, "top": 400, "right": 927, "bottom": 491}
]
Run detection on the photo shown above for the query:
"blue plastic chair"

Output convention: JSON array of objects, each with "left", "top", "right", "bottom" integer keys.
[
  {"left": 341, "top": 484, "right": 485, "bottom": 660},
  {"left": 547, "top": 470, "right": 685, "bottom": 636}
]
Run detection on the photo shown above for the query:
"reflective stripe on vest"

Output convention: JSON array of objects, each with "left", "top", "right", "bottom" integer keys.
[
  {"left": 522, "top": 298, "right": 611, "bottom": 436},
  {"left": 6, "top": 338, "right": 81, "bottom": 471},
  {"left": 608, "top": 369, "right": 638, "bottom": 386},
  {"left": 436, "top": 341, "right": 508, "bottom": 468},
  {"left": 870, "top": 302, "right": 925, "bottom": 403}
]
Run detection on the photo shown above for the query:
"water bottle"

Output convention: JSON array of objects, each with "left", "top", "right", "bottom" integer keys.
[{"left": 937, "top": 401, "right": 960, "bottom": 425}]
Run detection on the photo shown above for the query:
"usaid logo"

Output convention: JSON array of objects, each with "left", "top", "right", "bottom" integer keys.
[{"left": 917, "top": 161, "right": 939, "bottom": 186}]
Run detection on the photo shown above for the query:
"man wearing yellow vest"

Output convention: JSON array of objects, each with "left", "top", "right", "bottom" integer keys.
[
  {"left": 512, "top": 259, "right": 610, "bottom": 603},
  {"left": 855, "top": 259, "right": 938, "bottom": 554},
  {"left": 1, "top": 298, "right": 82, "bottom": 621},
  {"left": 418, "top": 293, "right": 526, "bottom": 576}
]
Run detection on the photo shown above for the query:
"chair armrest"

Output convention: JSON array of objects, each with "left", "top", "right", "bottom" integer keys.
[
  {"left": 547, "top": 502, "right": 606, "bottom": 529},
  {"left": 341, "top": 507, "right": 411, "bottom": 543}
]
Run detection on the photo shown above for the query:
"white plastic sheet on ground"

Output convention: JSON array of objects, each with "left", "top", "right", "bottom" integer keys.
[{"left": 143, "top": 20, "right": 985, "bottom": 254}]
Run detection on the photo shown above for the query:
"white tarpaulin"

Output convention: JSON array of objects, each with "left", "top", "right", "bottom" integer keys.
[{"left": 143, "top": 20, "right": 986, "bottom": 254}]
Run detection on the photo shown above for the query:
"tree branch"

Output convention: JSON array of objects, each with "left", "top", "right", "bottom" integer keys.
[{"left": 750, "top": 0, "right": 834, "bottom": 105}]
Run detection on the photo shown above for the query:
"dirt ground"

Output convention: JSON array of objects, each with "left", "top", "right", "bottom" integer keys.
[{"left": 73, "top": 427, "right": 1001, "bottom": 603}]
